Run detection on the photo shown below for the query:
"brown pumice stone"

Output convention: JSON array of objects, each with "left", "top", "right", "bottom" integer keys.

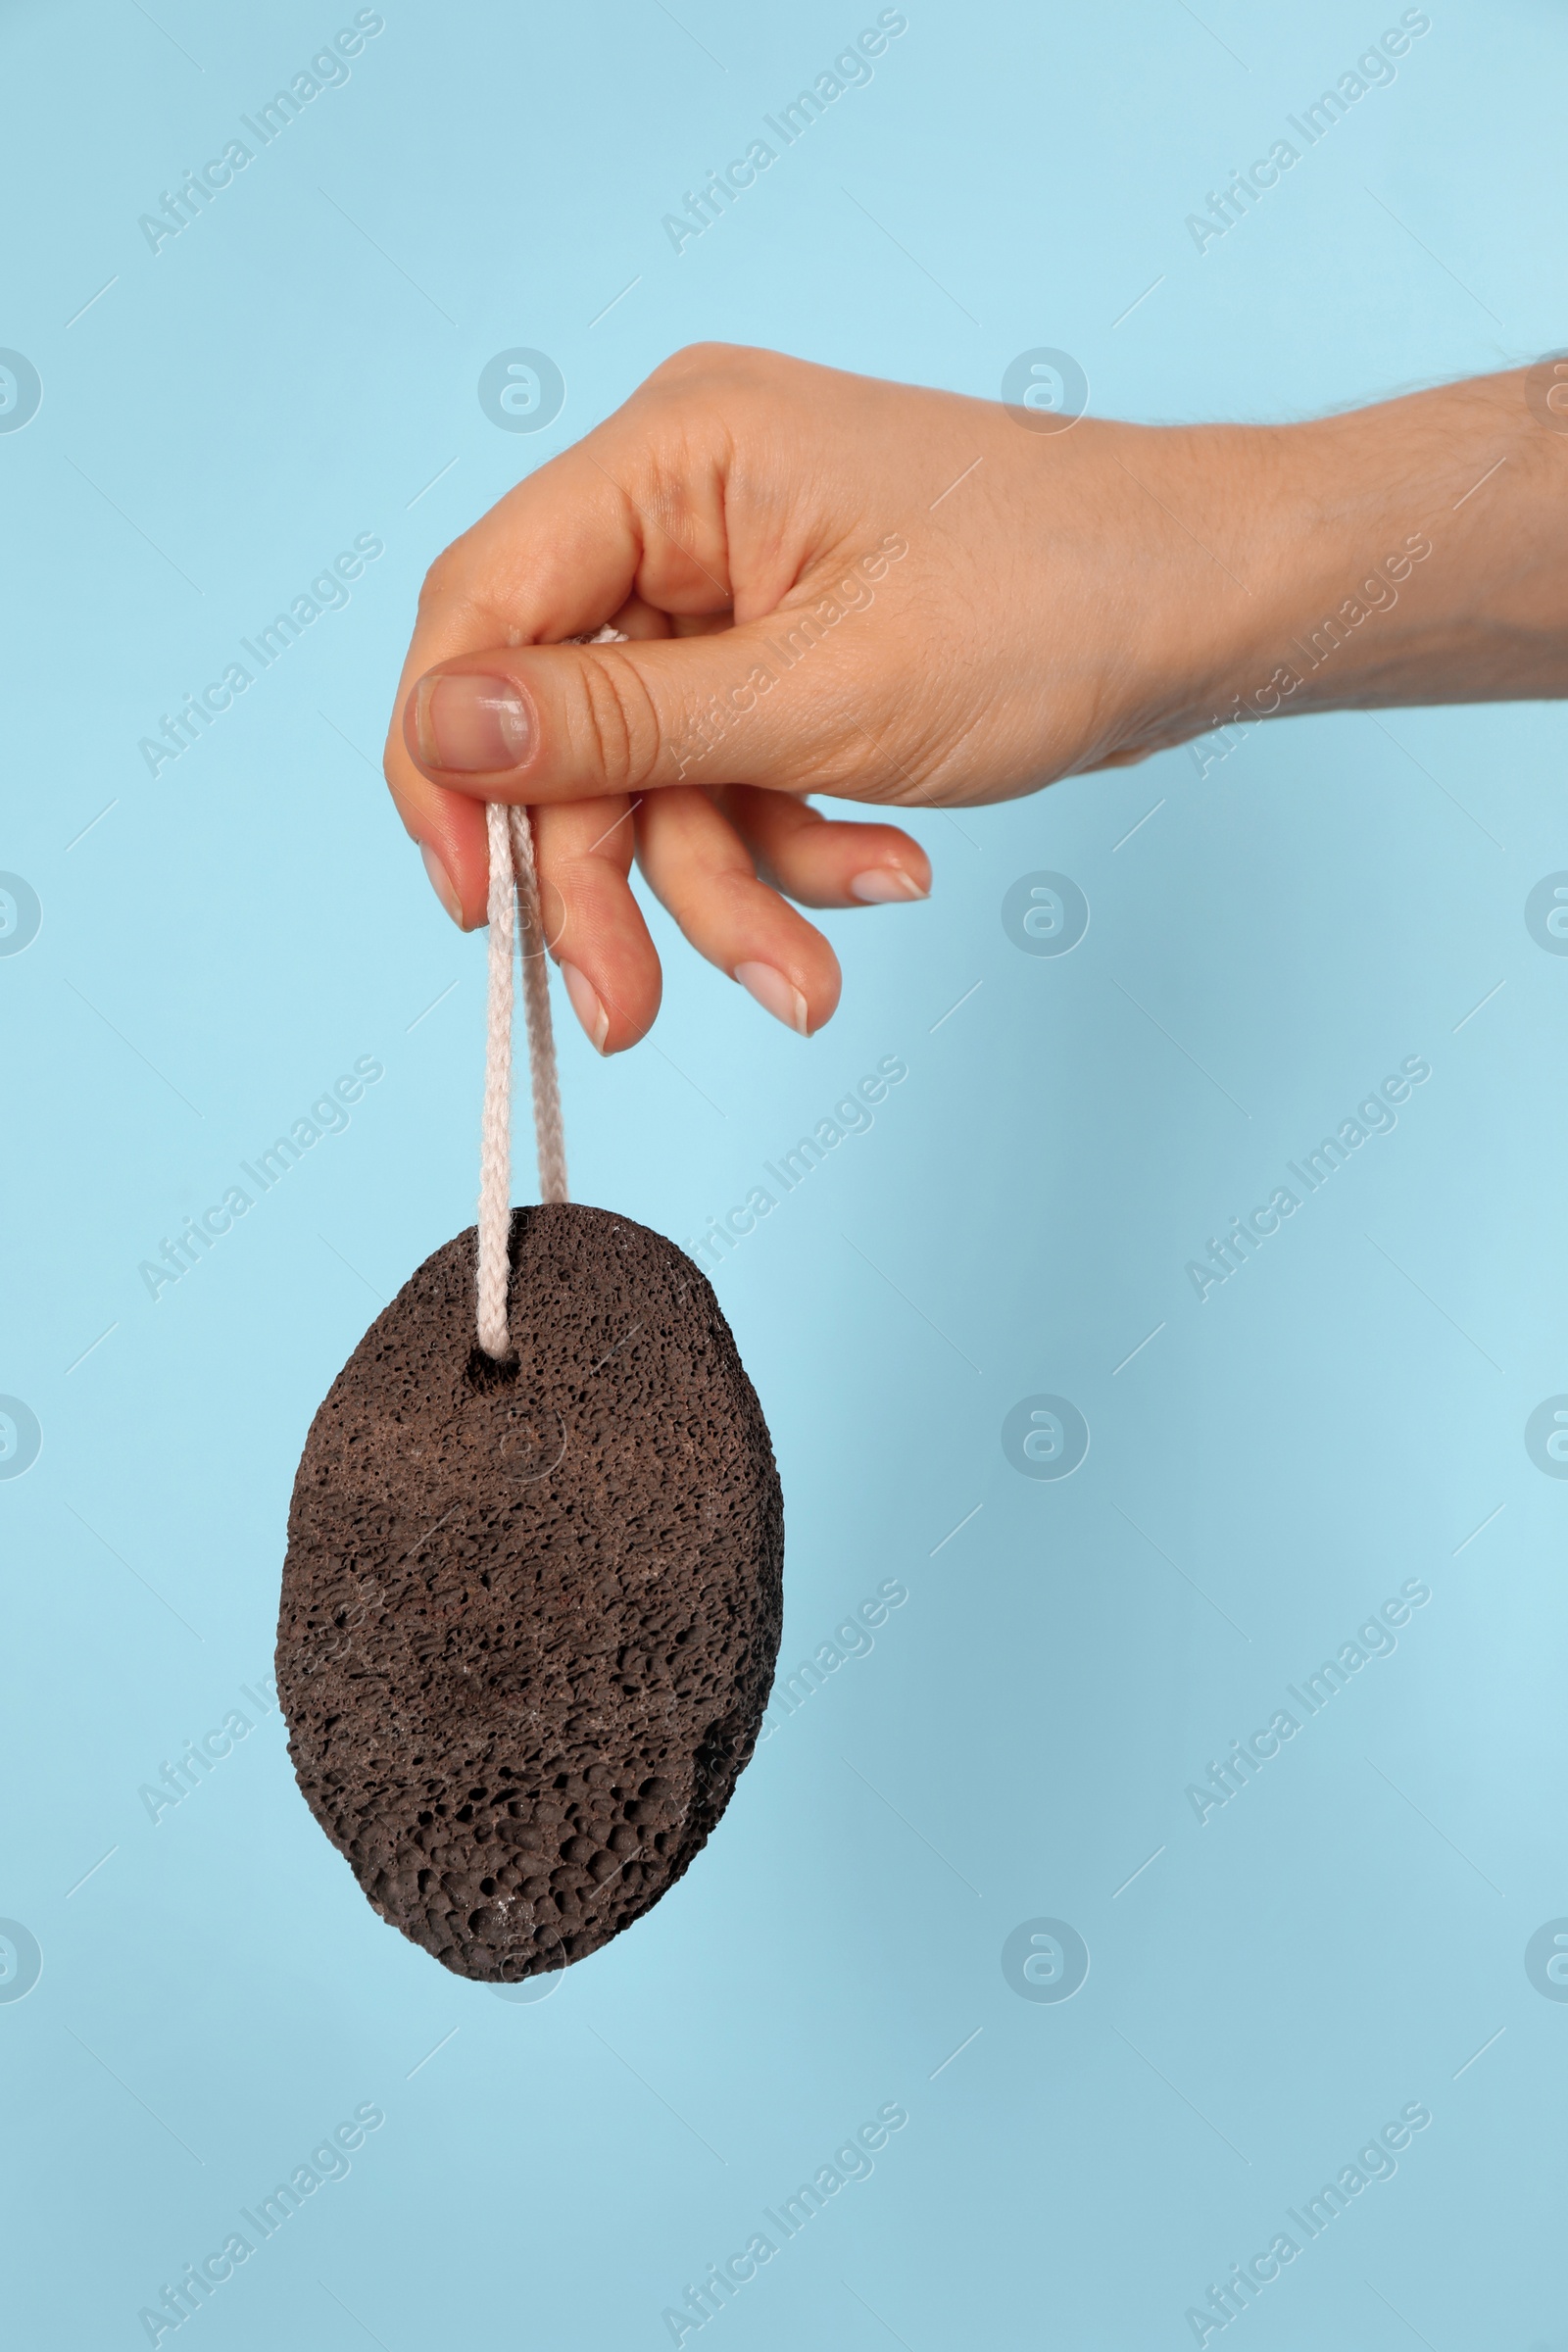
[{"left": 276, "top": 1202, "right": 784, "bottom": 1982}]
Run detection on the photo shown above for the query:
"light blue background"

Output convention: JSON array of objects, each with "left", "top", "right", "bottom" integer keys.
[{"left": 4, "top": 2, "right": 1566, "bottom": 2345}]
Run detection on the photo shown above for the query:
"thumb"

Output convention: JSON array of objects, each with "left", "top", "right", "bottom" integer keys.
[{"left": 400, "top": 578, "right": 906, "bottom": 808}]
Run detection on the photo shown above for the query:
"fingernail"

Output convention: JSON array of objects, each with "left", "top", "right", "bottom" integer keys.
[
  {"left": 562, "top": 962, "right": 611, "bottom": 1054},
  {"left": 409, "top": 671, "right": 530, "bottom": 773},
  {"left": 419, "top": 841, "right": 464, "bottom": 926},
  {"left": 850, "top": 867, "right": 928, "bottom": 905},
  {"left": 734, "top": 960, "right": 809, "bottom": 1036}
]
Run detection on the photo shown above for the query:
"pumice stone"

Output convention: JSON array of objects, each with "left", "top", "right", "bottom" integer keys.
[{"left": 276, "top": 1201, "right": 784, "bottom": 1983}]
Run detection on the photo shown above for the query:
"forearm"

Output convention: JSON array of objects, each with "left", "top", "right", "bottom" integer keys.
[{"left": 1200, "top": 369, "right": 1568, "bottom": 731}]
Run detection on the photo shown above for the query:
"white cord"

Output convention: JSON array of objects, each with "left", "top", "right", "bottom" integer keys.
[
  {"left": 475, "top": 626, "right": 624, "bottom": 1358},
  {"left": 477, "top": 799, "right": 521, "bottom": 1359},
  {"left": 509, "top": 802, "right": 568, "bottom": 1207}
]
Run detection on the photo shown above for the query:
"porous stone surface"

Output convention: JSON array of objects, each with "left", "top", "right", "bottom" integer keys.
[{"left": 276, "top": 1203, "right": 783, "bottom": 1982}]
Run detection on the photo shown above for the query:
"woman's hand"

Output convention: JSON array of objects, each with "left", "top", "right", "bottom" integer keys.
[{"left": 384, "top": 344, "right": 1564, "bottom": 1051}]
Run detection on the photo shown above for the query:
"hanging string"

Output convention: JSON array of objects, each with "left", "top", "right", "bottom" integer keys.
[
  {"left": 476, "top": 800, "right": 523, "bottom": 1359},
  {"left": 475, "top": 626, "right": 624, "bottom": 1359},
  {"left": 509, "top": 804, "right": 568, "bottom": 1206}
]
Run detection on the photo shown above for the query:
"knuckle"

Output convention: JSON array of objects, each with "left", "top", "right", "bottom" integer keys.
[
  {"left": 415, "top": 532, "right": 493, "bottom": 629},
  {"left": 643, "top": 341, "right": 776, "bottom": 420},
  {"left": 415, "top": 552, "right": 459, "bottom": 617},
  {"left": 650, "top": 339, "right": 744, "bottom": 384}
]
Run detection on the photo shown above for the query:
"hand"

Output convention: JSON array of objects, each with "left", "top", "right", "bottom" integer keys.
[{"left": 384, "top": 345, "right": 1567, "bottom": 1051}]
